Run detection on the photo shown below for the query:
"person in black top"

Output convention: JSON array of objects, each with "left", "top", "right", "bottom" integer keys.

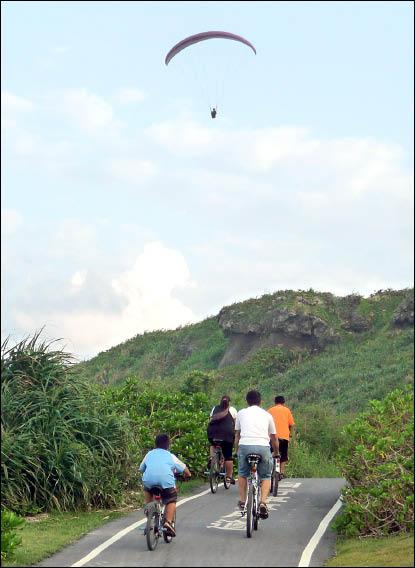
[
  {"left": 207, "top": 395, "right": 237, "bottom": 484},
  {"left": 210, "top": 106, "right": 217, "bottom": 119}
]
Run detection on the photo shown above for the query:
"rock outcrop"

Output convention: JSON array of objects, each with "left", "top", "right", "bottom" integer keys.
[
  {"left": 393, "top": 295, "right": 414, "bottom": 327},
  {"left": 337, "top": 294, "right": 372, "bottom": 333},
  {"left": 217, "top": 305, "right": 339, "bottom": 367}
]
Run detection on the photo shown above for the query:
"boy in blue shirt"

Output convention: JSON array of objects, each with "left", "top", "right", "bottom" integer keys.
[{"left": 139, "top": 434, "right": 191, "bottom": 537}]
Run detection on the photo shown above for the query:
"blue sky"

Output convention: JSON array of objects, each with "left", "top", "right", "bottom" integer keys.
[{"left": 2, "top": 1, "right": 414, "bottom": 359}]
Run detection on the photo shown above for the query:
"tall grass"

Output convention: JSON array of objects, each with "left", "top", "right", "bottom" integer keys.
[
  {"left": 1, "top": 333, "right": 133, "bottom": 514},
  {"left": 286, "top": 440, "right": 340, "bottom": 478}
]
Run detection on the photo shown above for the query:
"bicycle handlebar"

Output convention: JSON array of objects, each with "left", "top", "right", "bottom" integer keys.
[{"left": 174, "top": 473, "right": 191, "bottom": 481}]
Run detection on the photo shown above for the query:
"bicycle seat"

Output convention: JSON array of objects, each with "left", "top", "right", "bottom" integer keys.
[
  {"left": 246, "top": 453, "right": 262, "bottom": 464},
  {"left": 148, "top": 485, "right": 164, "bottom": 496}
]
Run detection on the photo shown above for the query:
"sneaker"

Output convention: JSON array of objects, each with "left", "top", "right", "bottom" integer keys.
[
  {"left": 238, "top": 500, "right": 245, "bottom": 511},
  {"left": 259, "top": 502, "right": 269, "bottom": 519}
]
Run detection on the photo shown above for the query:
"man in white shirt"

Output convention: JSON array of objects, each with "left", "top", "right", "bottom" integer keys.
[{"left": 235, "top": 390, "right": 279, "bottom": 519}]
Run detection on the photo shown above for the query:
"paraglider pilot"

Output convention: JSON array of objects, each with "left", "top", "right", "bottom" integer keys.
[{"left": 210, "top": 107, "right": 217, "bottom": 119}]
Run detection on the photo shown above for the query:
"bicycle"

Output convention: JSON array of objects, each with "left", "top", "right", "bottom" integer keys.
[
  {"left": 270, "top": 454, "right": 282, "bottom": 496},
  {"left": 144, "top": 486, "right": 176, "bottom": 551},
  {"left": 240, "top": 453, "right": 262, "bottom": 538},
  {"left": 143, "top": 473, "right": 189, "bottom": 551},
  {"left": 209, "top": 439, "right": 231, "bottom": 494}
]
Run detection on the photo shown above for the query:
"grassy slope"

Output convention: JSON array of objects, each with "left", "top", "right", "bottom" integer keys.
[
  {"left": 325, "top": 534, "right": 414, "bottom": 567},
  {"left": 203, "top": 325, "right": 414, "bottom": 414},
  {"left": 76, "top": 289, "right": 414, "bottom": 413},
  {"left": 262, "top": 327, "right": 413, "bottom": 412},
  {"left": 76, "top": 317, "right": 227, "bottom": 385}
]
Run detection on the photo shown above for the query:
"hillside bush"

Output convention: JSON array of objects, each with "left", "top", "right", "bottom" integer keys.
[
  {"left": 334, "top": 388, "right": 414, "bottom": 536},
  {"left": 102, "top": 378, "right": 212, "bottom": 476},
  {"left": 1, "top": 510, "right": 25, "bottom": 562},
  {"left": 1, "top": 333, "right": 133, "bottom": 514},
  {"left": 179, "top": 369, "right": 216, "bottom": 395}
]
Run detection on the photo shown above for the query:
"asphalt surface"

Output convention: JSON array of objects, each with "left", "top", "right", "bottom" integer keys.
[{"left": 38, "top": 478, "right": 345, "bottom": 568}]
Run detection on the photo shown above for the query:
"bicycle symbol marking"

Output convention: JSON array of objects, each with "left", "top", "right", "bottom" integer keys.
[{"left": 207, "top": 482, "right": 301, "bottom": 531}]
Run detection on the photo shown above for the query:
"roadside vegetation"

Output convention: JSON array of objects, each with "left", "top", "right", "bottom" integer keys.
[
  {"left": 334, "top": 388, "right": 414, "bottom": 537},
  {"left": 325, "top": 533, "right": 414, "bottom": 567},
  {"left": 326, "top": 388, "right": 414, "bottom": 568},
  {"left": 1, "top": 333, "right": 134, "bottom": 515}
]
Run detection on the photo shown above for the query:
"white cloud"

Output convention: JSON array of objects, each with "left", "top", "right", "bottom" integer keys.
[
  {"left": 146, "top": 119, "right": 413, "bottom": 216},
  {"left": 115, "top": 88, "right": 146, "bottom": 104},
  {"left": 108, "top": 158, "right": 156, "bottom": 185},
  {"left": 13, "top": 242, "right": 198, "bottom": 358},
  {"left": 12, "top": 131, "right": 37, "bottom": 156},
  {"left": 60, "top": 88, "right": 117, "bottom": 134},
  {"left": 1, "top": 91, "right": 35, "bottom": 113},
  {"left": 47, "top": 219, "right": 100, "bottom": 265},
  {"left": 1, "top": 92, "right": 37, "bottom": 153},
  {"left": 1, "top": 209, "right": 23, "bottom": 236},
  {"left": 71, "top": 270, "right": 87, "bottom": 289},
  {"left": 147, "top": 119, "right": 215, "bottom": 156},
  {"left": 53, "top": 45, "right": 71, "bottom": 54}
]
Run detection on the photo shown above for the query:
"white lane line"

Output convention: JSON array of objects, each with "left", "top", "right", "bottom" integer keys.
[
  {"left": 298, "top": 498, "right": 342, "bottom": 567},
  {"left": 71, "top": 487, "right": 211, "bottom": 567}
]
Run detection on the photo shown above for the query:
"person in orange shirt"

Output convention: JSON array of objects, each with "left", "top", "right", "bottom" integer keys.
[{"left": 267, "top": 395, "right": 295, "bottom": 477}]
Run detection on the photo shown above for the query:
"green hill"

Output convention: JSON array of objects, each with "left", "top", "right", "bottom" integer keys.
[{"left": 76, "top": 288, "right": 414, "bottom": 413}]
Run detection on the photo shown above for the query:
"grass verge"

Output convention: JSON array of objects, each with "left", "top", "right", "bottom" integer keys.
[
  {"left": 325, "top": 533, "right": 414, "bottom": 567},
  {"left": 177, "top": 477, "right": 208, "bottom": 496},
  {"left": 2, "top": 510, "right": 126, "bottom": 567}
]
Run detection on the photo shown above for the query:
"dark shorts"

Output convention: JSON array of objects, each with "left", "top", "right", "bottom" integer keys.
[
  {"left": 208, "top": 438, "right": 234, "bottom": 461},
  {"left": 278, "top": 439, "right": 289, "bottom": 463},
  {"left": 144, "top": 486, "right": 178, "bottom": 505}
]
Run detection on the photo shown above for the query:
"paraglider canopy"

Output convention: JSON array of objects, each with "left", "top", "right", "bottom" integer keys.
[
  {"left": 165, "top": 31, "right": 256, "bottom": 66},
  {"left": 164, "top": 31, "right": 256, "bottom": 117}
]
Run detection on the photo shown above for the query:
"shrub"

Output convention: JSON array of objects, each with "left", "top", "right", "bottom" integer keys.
[
  {"left": 179, "top": 369, "right": 215, "bottom": 395},
  {"left": 1, "top": 510, "right": 25, "bottom": 562},
  {"left": 334, "top": 388, "right": 414, "bottom": 536},
  {"left": 103, "top": 378, "right": 212, "bottom": 476}
]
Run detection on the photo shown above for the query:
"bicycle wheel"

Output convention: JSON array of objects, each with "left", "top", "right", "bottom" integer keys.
[
  {"left": 270, "top": 459, "right": 275, "bottom": 494},
  {"left": 146, "top": 505, "right": 160, "bottom": 551},
  {"left": 253, "top": 489, "right": 259, "bottom": 531},
  {"left": 209, "top": 456, "right": 220, "bottom": 494},
  {"left": 272, "top": 468, "right": 280, "bottom": 496},
  {"left": 163, "top": 510, "right": 176, "bottom": 543},
  {"left": 223, "top": 457, "right": 231, "bottom": 490},
  {"left": 246, "top": 485, "right": 255, "bottom": 538}
]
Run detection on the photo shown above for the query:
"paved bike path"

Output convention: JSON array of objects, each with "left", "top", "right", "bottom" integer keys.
[{"left": 38, "top": 478, "right": 345, "bottom": 567}]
